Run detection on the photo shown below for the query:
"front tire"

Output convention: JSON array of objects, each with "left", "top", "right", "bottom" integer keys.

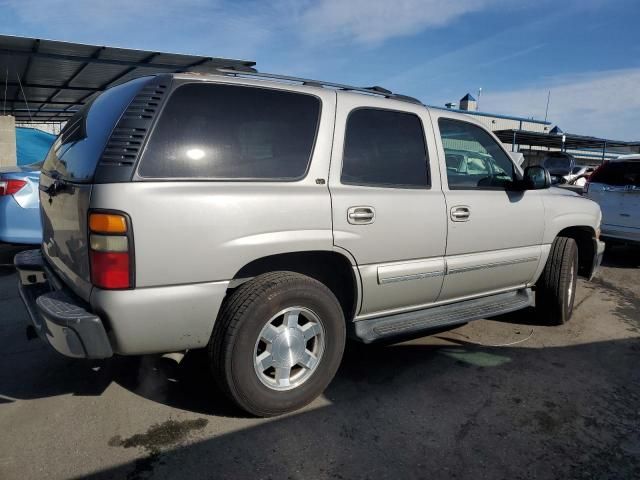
[
  {"left": 209, "top": 271, "right": 346, "bottom": 417},
  {"left": 535, "top": 236, "right": 578, "bottom": 325}
]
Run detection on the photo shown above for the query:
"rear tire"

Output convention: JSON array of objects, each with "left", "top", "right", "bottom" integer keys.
[
  {"left": 535, "top": 236, "right": 579, "bottom": 325},
  {"left": 209, "top": 271, "right": 345, "bottom": 417}
]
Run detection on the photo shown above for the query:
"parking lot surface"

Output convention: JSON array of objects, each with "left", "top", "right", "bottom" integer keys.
[{"left": 1, "top": 247, "right": 638, "bottom": 480}]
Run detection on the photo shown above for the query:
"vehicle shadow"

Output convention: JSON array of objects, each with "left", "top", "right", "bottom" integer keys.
[
  {"left": 2, "top": 291, "right": 639, "bottom": 478},
  {"left": 0, "top": 266, "right": 17, "bottom": 277},
  {"left": 0, "top": 245, "right": 31, "bottom": 267},
  {"left": 0, "top": 342, "right": 243, "bottom": 417},
  {"left": 601, "top": 244, "right": 640, "bottom": 269},
  {"left": 80, "top": 337, "right": 639, "bottom": 480}
]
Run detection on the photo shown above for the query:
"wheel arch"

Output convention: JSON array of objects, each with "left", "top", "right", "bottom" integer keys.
[
  {"left": 556, "top": 226, "right": 597, "bottom": 278},
  {"left": 229, "top": 250, "right": 360, "bottom": 322}
]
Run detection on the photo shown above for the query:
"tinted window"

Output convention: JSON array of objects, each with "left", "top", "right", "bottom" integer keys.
[
  {"left": 590, "top": 161, "right": 640, "bottom": 186},
  {"left": 438, "top": 118, "right": 515, "bottom": 190},
  {"left": 543, "top": 154, "right": 573, "bottom": 174},
  {"left": 42, "top": 76, "right": 148, "bottom": 182},
  {"left": 341, "top": 108, "right": 429, "bottom": 188},
  {"left": 139, "top": 84, "right": 320, "bottom": 179}
]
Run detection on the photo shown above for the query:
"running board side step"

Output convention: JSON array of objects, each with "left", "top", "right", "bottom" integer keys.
[{"left": 351, "top": 289, "right": 534, "bottom": 344}]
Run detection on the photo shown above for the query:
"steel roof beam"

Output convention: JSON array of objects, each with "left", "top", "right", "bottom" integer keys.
[
  {"left": 0, "top": 48, "right": 254, "bottom": 70},
  {"left": 39, "top": 46, "right": 105, "bottom": 111}
]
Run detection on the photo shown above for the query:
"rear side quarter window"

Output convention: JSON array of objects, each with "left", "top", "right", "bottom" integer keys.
[{"left": 138, "top": 83, "right": 321, "bottom": 180}]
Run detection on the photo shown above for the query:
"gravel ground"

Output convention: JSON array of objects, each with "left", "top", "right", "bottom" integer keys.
[{"left": 0, "top": 246, "right": 638, "bottom": 480}]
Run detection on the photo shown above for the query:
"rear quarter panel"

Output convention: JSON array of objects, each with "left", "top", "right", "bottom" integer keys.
[
  {"left": 89, "top": 182, "right": 335, "bottom": 287},
  {"left": 89, "top": 87, "right": 337, "bottom": 288}
]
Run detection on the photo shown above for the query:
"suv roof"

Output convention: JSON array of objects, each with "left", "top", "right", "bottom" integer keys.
[
  {"left": 177, "top": 68, "right": 424, "bottom": 106},
  {"left": 174, "top": 70, "right": 496, "bottom": 132}
]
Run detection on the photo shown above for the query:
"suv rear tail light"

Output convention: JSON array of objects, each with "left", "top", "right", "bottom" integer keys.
[
  {"left": 88, "top": 212, "right": 134, "bottom": 289},
  {"left": 0, "top": 179, "right": 27, "bottom": 196}
]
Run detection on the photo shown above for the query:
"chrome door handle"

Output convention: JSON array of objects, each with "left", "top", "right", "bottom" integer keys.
[
  {"left": 348, "top": 206, "right": 375, "bottom": 224},
  {"left": 450, "top": 206, "right": 470, "bottom": 222}
]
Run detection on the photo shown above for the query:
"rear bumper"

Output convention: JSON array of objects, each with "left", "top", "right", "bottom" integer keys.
[{"left": 15, "top": 249, "right": 113, "bottom": 359}]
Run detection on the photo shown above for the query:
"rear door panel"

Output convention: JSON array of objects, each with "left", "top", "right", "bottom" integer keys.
[{"left": 329, "top": 94, "right": 447, "bottom": 317}]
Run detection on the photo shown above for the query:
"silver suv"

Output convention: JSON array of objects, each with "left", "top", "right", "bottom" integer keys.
[{"left": 16, "top": 69, "right": 605, "bottom": 416}]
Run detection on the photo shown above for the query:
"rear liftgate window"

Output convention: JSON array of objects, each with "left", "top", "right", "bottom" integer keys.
[{"left": 138, "top": 83, "right": 321, "bottom": 180}]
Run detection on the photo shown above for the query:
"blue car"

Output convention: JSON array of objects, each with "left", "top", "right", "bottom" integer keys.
[{"left": 0, "top": 162, "right": 43, "bottom": 257}]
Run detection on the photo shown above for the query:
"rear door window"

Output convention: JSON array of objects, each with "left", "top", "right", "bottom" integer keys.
[
  {"left": 42, "top": 76, "right": 149, "bottom": 183},
  {"left": 341, "top": 108, "right": 429, "bottom": 188},
  {"left": 590, "top": 161, "right": 640, "bottom": 186},
  {"left": 138, "top": 83, "right": 321, "bottom": 180}
]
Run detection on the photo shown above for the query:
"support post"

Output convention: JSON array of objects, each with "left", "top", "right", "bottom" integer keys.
[{"left": 0, "top": 116, "right": 17, "bottom": 167}]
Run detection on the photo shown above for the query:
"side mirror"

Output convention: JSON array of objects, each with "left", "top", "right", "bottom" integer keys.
[{"left": 523, "top": 165, "right": 551, "bottom": 190}]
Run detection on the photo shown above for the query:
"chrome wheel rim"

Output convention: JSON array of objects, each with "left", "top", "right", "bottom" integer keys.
[{"left": 253, "top": 307, "right": 325, "bottom": 391}]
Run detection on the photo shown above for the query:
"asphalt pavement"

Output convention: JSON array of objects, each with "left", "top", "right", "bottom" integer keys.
[{"left": 0, "top": 246, "right": 638, "bottom": 480}]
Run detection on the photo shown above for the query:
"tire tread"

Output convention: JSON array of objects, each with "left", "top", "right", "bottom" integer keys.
[
  {"left": 536, "top": 236, "right": 578, "bottom": 325},
  {"left": 208, "top": 271, "right": 342, "bottom": 416}
]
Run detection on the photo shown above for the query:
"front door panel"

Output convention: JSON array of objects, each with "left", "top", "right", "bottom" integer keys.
[{"left": 433, "top": 114, "right": 545, "bottom": 302}]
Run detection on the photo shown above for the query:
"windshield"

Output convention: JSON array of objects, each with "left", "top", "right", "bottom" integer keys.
[
  {"left": 590, "top": 161, "right": 640, "bottom": 187},
  {"left": 544, "top": 156, "right": 572, "bottom": 171}
]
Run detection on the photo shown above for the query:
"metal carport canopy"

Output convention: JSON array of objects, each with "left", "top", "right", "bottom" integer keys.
[
  {"left": 494, "top": 129, "right": 640, "bottom": 151},
  {"left": 0, "top": 35, "right": 255, "bottom": 123}
]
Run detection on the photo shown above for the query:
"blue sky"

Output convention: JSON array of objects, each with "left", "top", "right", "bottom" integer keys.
[{"left": 1, "top": 0, "right": 639, "bottom": 139}]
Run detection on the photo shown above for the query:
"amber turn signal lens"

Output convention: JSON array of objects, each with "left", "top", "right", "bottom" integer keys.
[{"left": 89, "top": 213, "right": 127, "bottom": 234}]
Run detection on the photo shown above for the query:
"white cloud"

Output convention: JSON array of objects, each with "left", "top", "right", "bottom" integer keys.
[
  {"left": 300, "top": 0, "right": 505, "bottom": 44},
  {"left": 481, "top": 69, "right": 640, "bottom": 140}
]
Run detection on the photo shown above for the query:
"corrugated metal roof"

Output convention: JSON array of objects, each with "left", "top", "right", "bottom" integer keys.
[
  {"left": 494, "top": 129, "right": 640, "bottom": 150},
  {"left": 0, "top": 35, "right": 254, "bottom": 123},
  {"left": 430, "top": 105, "right": 552, "bottom": 125}
]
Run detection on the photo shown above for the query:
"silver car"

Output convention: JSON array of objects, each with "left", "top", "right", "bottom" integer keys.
[
  {"left": 585, "top": 155, "right": 640, "bottom": 244},
  {"left": 16, "top": 69, "right": 605, "bottom": 416}
]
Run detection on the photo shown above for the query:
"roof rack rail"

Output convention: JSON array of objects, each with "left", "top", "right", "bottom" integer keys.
[
  {"left": 214, "top": 67, "right": 423, "bottom": 105},
  {"left": 217, "top": 64, "right": 258, "bottom": 73}
]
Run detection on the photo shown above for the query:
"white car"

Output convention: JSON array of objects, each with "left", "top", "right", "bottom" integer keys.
[{"left": 586, "top": 155, "right": 640, "bottom": 244}]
